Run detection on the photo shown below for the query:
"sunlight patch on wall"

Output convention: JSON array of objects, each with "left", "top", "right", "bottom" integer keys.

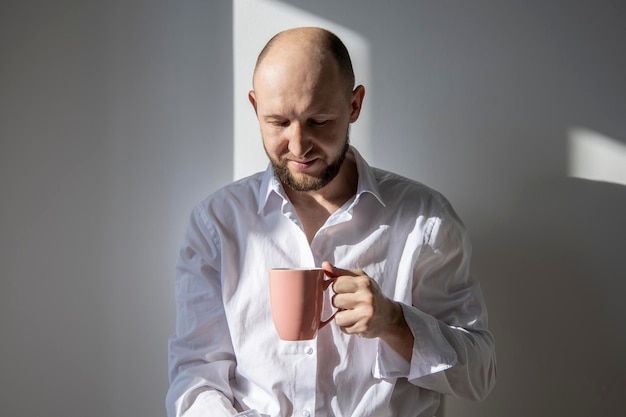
[
  {"left": 233, "top": 0, "right": 371, "bottom": 180},
  {"left": 568, "top": 127, "right": 626, "bottom": 186}
]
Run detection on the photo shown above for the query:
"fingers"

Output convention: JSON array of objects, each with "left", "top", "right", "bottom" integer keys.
[
  {"left": 322, "top": 262, "right": 406, "bottom": 343},
  {"left": 334, "top": 302, "right": 374, "bottom": 336},
  {"left": 322, "top": 261, "right": 364, "bottom": 293},
  {"left": 323, "top": 261, "right": 379, "bottom": 338},
  {"left": 333, "top": 281, "right": 375, "bottom": 321},
  {"left": 332, "top": 277, "right": 373, "bottom": 306},
  {"left": 323, "top": 261, "right": 371, "bottom": 300}
]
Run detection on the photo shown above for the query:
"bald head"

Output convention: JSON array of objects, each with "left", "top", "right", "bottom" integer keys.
[{"left": 253, "top": 27, "right": 355, "bottom": 98}]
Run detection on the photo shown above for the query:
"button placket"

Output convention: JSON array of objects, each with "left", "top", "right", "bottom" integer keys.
[{"left": 291, "top": 342, "right": 317, "bottom": 417}]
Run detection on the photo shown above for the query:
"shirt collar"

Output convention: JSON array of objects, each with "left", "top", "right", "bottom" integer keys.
[{"left": 258, "top": 146, "right": 386, "bottom": 214}]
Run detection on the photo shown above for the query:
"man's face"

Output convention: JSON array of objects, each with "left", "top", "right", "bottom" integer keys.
[{"left": 249, "top": 54, "right": 362, "bottom": 192}]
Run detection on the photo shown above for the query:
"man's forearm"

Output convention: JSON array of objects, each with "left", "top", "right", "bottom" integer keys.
[{"left": 379, "top": 301, "right": 415, "bottom": 362}]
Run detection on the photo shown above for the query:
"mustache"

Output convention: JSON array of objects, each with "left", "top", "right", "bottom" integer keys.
[{"left": 279, "top": 153, "right": 321, "bottom": 162}]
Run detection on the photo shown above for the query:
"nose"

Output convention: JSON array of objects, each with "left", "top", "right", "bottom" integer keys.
[{"left": 287, "top": 122, "right": 312, "bottom": 158}]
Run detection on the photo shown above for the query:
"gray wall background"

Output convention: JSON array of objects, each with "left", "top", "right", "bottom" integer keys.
[{"left": 1, "top": 1, "right": 625, "bottom": 417}]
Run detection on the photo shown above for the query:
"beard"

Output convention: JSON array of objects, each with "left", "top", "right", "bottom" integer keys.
[{"left": 267, "top": 134, "right": 350, "bottom": 192}]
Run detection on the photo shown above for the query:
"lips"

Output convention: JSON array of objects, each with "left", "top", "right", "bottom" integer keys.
[{"left": 288, "top": 158, "right": 318, "bottom": 170}]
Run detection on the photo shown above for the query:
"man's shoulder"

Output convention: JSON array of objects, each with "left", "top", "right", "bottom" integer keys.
[
  {"left": 197, "top": 171, "right": 266, "bottom": 211},
  {"left": 373, "top": 167, "right": 446, "bottom": 202}
]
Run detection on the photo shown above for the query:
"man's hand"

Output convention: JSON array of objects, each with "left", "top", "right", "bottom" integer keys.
[{"left": 322, "top": 261, "right": 414, "bottom": 362}]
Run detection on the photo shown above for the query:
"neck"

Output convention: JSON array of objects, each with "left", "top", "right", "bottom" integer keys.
[{"left": 283, "top": 158, "right": 358, "bottom": 244}]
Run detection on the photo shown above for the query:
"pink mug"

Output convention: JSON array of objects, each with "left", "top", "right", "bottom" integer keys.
[{"left": 269, "top": 268, "right": 337, "bottom": 341}]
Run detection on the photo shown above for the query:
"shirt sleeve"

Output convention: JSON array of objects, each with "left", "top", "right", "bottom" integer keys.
[
  {"left": 166, "top": 206, "right": 245, "bottom": 417},
  {"left": 374, "top": 200, "right": 497, "bottom": 401}
]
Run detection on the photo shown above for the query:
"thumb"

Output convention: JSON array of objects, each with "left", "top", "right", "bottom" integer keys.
[{"left": 321, "top": 261, "right": 357, "bottom": 277}]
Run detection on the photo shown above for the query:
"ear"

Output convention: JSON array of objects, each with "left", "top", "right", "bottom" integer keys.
[
  {"left": 248, "top": 90, "right": 258, "bottom": 114},
  {"left": 349, "top": 85, "right": 365, "bottom": 123}
]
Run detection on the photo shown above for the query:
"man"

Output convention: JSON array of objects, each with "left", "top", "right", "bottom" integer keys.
[{"left": 167, "top": 27, "right": 496, "bottom": 417}]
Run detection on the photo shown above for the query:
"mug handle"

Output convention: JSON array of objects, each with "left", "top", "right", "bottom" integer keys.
[{"left": 319, "top": 275, "right": 338, "bottom": 329}]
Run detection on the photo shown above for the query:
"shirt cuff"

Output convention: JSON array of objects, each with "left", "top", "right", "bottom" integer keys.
[
  {"left": 373, "top": 303, "right": 458, "bottom": 380},
  {"left": 373, "top": 338, "right": 411, "bottom": 378},
  {"left": 180, "top": 390, "right": 244, "bottom": 417}
]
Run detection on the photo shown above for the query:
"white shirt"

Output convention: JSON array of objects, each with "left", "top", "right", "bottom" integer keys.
[{"left": 167, "top": 147, "right": 496, "bottom": 417}]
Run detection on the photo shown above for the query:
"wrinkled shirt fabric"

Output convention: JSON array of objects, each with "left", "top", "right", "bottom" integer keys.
[{"left": 167, "top": 147, "right": 496, "bottom": 417}]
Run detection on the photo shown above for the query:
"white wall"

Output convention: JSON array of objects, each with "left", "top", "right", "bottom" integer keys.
[
  {"left": 2, "top": 1, "right": 625, "bottom": 417},
  {"left": 0, "top": 1, "right": 232, "bottom": 416}
]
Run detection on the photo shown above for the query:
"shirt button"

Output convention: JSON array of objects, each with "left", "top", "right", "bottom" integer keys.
[
  {"left": 305, "top": 347, "right": 314, "bottom": 355},
  {"left": 301, "top": 410, "right": 311, "bottom": 417}
]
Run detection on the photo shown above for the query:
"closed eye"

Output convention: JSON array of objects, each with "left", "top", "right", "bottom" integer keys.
[{"left": 267, "top": 119, "right": 289, "bottom": 127}]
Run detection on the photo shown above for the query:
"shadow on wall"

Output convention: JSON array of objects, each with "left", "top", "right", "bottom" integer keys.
[
  {"left": 459, "top": 129, "right": 626, "bottom": 417},
  {"left": 467, "top": 176, "right": 626, "bottom": 416}
]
